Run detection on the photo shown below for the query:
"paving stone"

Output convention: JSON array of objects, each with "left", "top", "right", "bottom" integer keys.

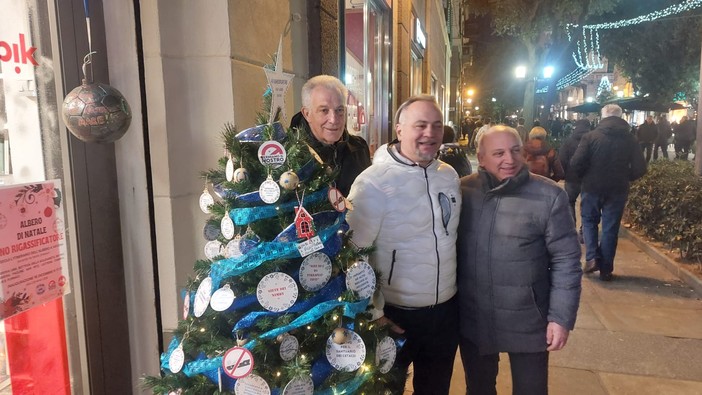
[{"left": 599, "top": 372, "right": 702, "bottom": 395}]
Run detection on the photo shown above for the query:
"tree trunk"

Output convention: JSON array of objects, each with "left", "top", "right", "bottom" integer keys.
[{"left": 696, "top": 34, "right": 702, "bottom": 176}]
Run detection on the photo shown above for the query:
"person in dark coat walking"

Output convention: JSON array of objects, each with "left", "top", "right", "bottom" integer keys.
[
  {"left": 457, "top": 125, "right": 582, "bottom": 395},
  {"left": 559, "top": 119, "right": 592, "bottom": 226},
  {"left": 673, "top": 115, "right": 696, "bottom": 160},
  {"left": 654, "top": 114, "right": 672, "bottom": 160},
  {"left": 438, "top": 125, "right": 472, "bottom": 177},
  {"left": 289, "top": 75, "right": 371, "bottom": 195},
  {"left": 571, "top": 104, "right": 647, "bottom": 281},
  {"left": 637, "top": 115, "right": 658, "bottom": 162}
]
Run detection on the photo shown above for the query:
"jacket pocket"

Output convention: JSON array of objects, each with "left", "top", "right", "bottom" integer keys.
[
  {"left": 388, "top": 250, "right": 396, "bottom": 285},
  {"left": 530, "top": 286, "right": 547, "bottom": 322},
  {"left": 438, "top": 192, "right": 451, "bottom": 235}
]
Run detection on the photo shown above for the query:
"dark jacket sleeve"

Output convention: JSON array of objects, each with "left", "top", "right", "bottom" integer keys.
[{"left": 570, "top": 135, "right": 590, "bottom": 179}]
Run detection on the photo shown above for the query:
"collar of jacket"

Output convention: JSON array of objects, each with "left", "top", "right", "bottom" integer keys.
[
  {"left": 385, "top": 139, "right": 438, "bottom": 168},
  {"left": 478, "top": 166, "right": 529, "bottom": 195}
]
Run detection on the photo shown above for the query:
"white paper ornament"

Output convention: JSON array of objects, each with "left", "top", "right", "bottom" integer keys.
[
  {"left": 345, "top": 261, "right": 376, "bottom": 299},
  {"left": 233, "top": 167, "right": 249, "bottom": 183},
  {"left": 259, "top": 176, "right": 281, "bottom": 204},
  {"left": 210, "top": 284, "right": 236, "bottom": 311},
  {"left": 258, "top": 140, "right": 287, "bottom": 168},
  {"left": 299, "top": 252, "right": 332, "bottom": 292},
  {"left": 282, "top": 375, "right": 314, "bottom": 395},
  {"left": 199, "top": 190, "right": 215, "bottom": 213},
  {"left": 279, "top": 334, "right": 299, "bottom": 361},
  {"left": 325, "top": 329, "right": 366, "bottom": 372},
  {"left": 327, "top": 187, "right": 347, "bottom": 212},
  {"left": 375, "top": 336, "right": 397, "bottom": 374},
  {"left": 221, "top": 215, "right": 236, "bottom": 240},
  {"left": 183, "top": 291, "right": 190, "bottom": 320},
  {"left": 168, "top": 343, "right": 185, "bottom": 373},
  {"left": 226, "top": 157, "right": 235, "bottom": 182},
  {"left": 204, "top": 240, "right": 223, "bottom": 260},
  {"left": 256, "top": 272, "right": 298, "bottom": 312},
  {"left": 223, "top": 346, "right": 255, "bottom": 379},
  {"left": 193, "top": 277, "right": 213, "bottom": 318},
  {"left": 279, "top": 170, "right": 299, "bottom": 190},
  {"left": 235, "top": 373, "right": 270, "bottom": 395}
]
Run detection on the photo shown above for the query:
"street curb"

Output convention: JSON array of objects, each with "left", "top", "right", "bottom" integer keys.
[{"left": 620, "top": 227, "right": 702, "bottom": 297}]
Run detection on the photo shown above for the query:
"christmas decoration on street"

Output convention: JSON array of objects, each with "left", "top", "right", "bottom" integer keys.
[
  {"left": 61, "top": 0, "right": 131, "bottom": 143},
  {"left": 144, "top": 35, "right": 399, "bottom": 394},
  {"left": 559, "top": 0, "right": 702, "bottom": 89}
]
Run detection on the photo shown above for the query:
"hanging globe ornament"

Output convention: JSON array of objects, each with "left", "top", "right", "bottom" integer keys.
[
  {"left": 61, "top": 2, "right": 131, "bottom": 143},
  {"left": 278, "top": 170, "right": 299, "bottom": 190},
  {"left": 62, "top": 52, "right": 132, "bottom": 143}
]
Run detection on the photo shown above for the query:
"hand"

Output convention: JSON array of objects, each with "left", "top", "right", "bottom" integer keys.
[
  {"left": 373, "top": 316, "right": 405, "bottom": 334},
  {"left": 546, "top": 322, "right": 569, "bottom": 351}
]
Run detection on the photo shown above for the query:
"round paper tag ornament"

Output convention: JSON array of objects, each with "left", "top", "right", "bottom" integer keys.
[
  {"left": 325, "top": 329, "right": 366, "bottom": 372},
  {"left": 62, "top": 79, "right": 131, "bottom": 143}
]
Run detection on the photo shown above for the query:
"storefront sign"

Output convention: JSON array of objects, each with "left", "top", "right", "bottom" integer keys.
[
  {"left": 0, "top": 180, "right": 69, "bottom": 319},
  {"left": 0, "top": 33, "right": 38, "bottom": 75}
]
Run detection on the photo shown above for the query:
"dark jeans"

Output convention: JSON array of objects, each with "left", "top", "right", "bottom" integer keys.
[
  {"left": 580, "top": 191, "right": 628, "bottom": 274},
  {"left": 640, "top": 142, "right": 653, "bottom": 162},
  {"left": 385, "top": 296, "right": 459, "bottom": 395},
  {"left": 459, "top": 336, "right": 549, "bottom": 395},
  {"left": 653, "top": 141, "right": 669, "bottom": 160}
]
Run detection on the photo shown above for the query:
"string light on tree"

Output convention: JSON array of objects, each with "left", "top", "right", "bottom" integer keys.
[{"left": 566, "top": 0, "right": 702, "bottom": 70}]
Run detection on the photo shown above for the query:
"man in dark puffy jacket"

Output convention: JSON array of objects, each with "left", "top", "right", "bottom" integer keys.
[
  {"left": 571, "top": 104, "right": 647, "bottom": 281},
  {"left": 637, "top": 115, "right": 658, "bottom": 162},
  {"left": 674, "top": 115, "right": 696, "bottom": 160},
  {"left": 289, "top": 75, "right": 371, "bottom": 195},
  {"left": 457, "top": 125, "right": 581, "bottom": 395}
]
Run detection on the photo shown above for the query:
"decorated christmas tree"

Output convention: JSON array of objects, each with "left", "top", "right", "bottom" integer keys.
[{"left": 144, "top": 39, "right": 399, "bottom": 395}]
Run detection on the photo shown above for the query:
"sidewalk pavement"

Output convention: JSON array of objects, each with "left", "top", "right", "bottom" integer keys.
[{"left": 438, "top": 233, "right": 702, "bottom": 394}]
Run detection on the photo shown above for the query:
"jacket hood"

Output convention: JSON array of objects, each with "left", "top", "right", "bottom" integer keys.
[
  {"left": 572, "top": 120, "right": 591, "bottom": 140},
  {"left": 597, "top": 116, "right": 630, "bottom": 135}
]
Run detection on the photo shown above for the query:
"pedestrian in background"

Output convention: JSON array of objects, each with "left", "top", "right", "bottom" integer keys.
[
  {"left": 515, "top": 117, "right": 528, "bottom": 142},
  {"left": 347, "top": 95, "right": 461, "bottom": 395},
  {"left": 637, "top": 115, "right": 658, "bottom": 162},
  {"left": 674, "top": 115, "right": 696, "bottom": 160},
  {"left": 654, "top": 114, "right": 672, "bottom": 160},
  {"left": 439, "top": 125, "right": 472, "bottom": 177},
  {"left": 524, "top": 126, "right": 564, "bottom": 181},
  {"left": 559, "top": 119, "right": 592, "bottom": 239},
  {"left": 457, "top": 125, "right": 581, "bottom": 395},
  {"left": 571, "top": 104, "right": 647, "bottom": 281}
]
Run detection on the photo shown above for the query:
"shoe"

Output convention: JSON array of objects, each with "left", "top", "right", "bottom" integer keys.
[
  {"left": 583, "top": 259, "right": 599, "bottom": 273},
  {"left": 599, "top": 272, "right": 613, "bottom": 282}
]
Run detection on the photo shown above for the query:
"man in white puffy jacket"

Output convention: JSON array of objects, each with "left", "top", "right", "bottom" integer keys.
[{"left": 346, "top": 95, "right": 461, "bottom": 394}]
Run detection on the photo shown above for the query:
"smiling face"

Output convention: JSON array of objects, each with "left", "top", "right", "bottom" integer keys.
[
  {"left": 302, "top": 86, "right": 346, "bottom": 145},
  {"left": 395, "top": 100, "right": 444, "bottom": 166},
  {"left": 478, "top": 128, "right": 524, "bottom": 181}
]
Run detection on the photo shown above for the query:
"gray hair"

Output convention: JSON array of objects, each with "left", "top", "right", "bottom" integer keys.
[
  {"left": 394, "top": 94, "right": 442, "bottom": 125},
  {"left": 301, "top": 75, "right": 348, "bottom": 108},
  {"left": 476, "top": 125, "right": 523, "bottom": 154},
  {"left": 601, "top": 104, "right": 623, "bottom": 118}
]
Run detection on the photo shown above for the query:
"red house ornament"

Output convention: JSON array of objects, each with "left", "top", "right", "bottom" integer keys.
[{"left": 294, "top": 206, "right": 316, "bottom": 240}]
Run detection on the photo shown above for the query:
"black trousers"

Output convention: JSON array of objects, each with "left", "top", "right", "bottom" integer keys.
[
  {"left": 385, "top": 296, "right": 459, "bottom": 395},
  {"left": 459, "top": 336, "right": 549, "bottom": 395}
]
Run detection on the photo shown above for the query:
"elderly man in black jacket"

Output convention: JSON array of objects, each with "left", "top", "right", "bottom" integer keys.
[
  {"left": 571, "top": 104, "right": 647, "bottom": 281},
  {"left": 457, "top": 125, "right": 582, "bottom": 395},
  {"left": 290, "top": 75, "right": 371, "bottom": 195}
]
